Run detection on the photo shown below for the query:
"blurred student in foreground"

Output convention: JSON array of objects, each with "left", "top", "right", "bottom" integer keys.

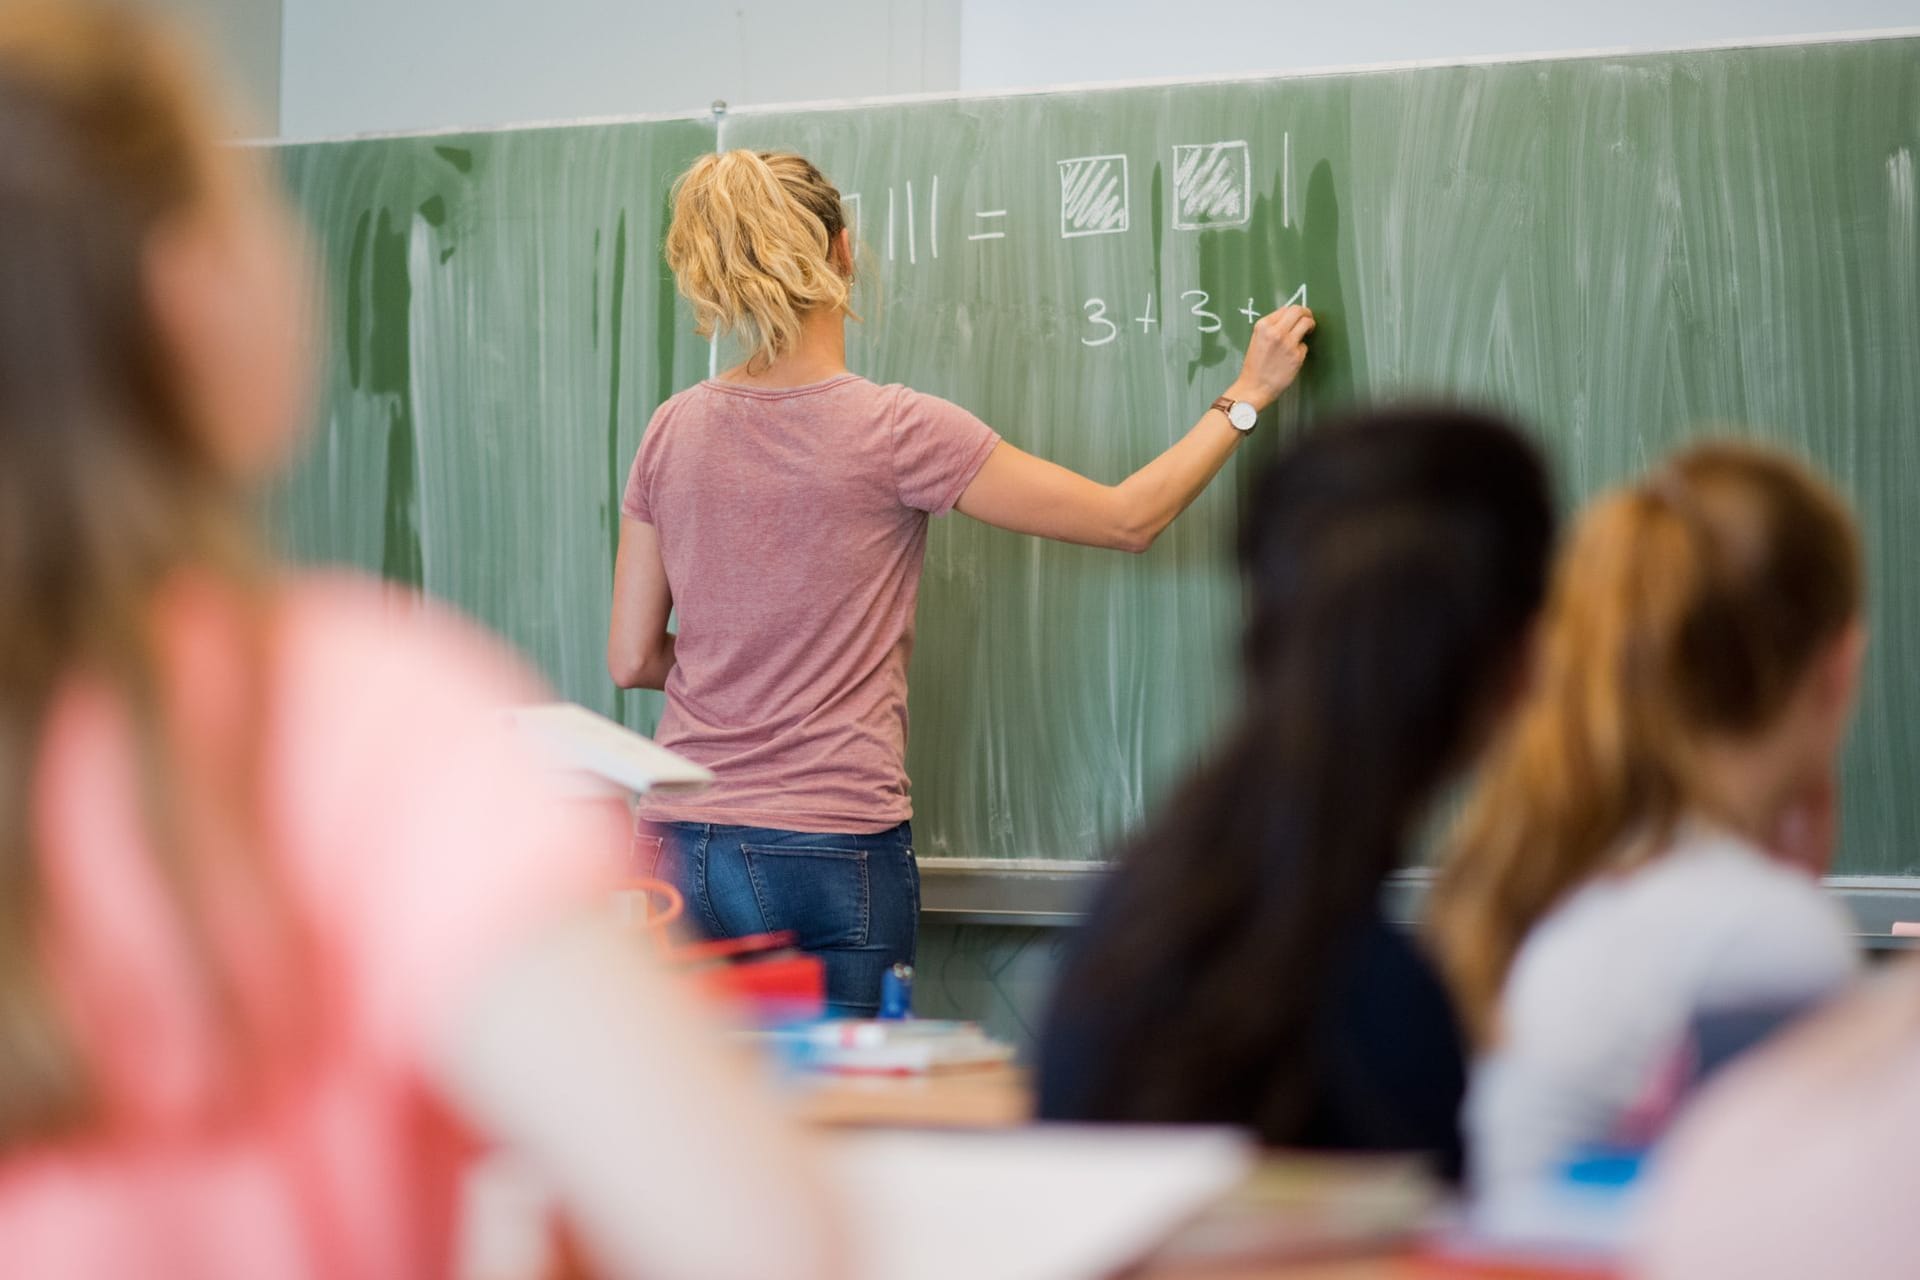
[
  {"left": 1431, "top": 442, "right": 1865, "bottom": 1222},
  {"left": 1037, "top": 408, "right": 1556, "bottom": 1179},
  {"left": 1637, "top": 957, "right": 1920, "bottom": 1276},
  {"left": 0, "top": 6, "right": 838, "bottom": 1277}
]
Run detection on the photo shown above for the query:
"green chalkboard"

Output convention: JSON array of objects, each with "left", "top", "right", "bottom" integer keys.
[
  {"left": 272, "top": 117, "right": 716, "bottom": 727},
  {"left": 271, "top": 35, "right": 1920, "bottom": 873}
]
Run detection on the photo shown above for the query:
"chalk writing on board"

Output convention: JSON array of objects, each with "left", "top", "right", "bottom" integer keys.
[
  {"left": 906, "top": 180, "right": 917, "bottom": 263},
  {"left": 871, "top": 182, "right": 943, "bottom": 264},
  {"left": 1058, "top": 154, "right": 1130, "bottom": 238},
  {"left": 1084, "top": 288, "right": 1306, "bottom": 347},
  {"left": 839, "top": 153, "right": 1308, "bottom": 348},
  {"left": 1282, "top": 131, "right": 1292, "bottom": 226},
  {"left": 968, "top": 209, "right": 1008, "bottom": 241},
  {"left": 1171, "top": 141, "right": 1251, "bottom": 229},
  {"left": 1182, "top": 290, "right": 1223, "bottom": 334},
  {"left": 1081, "top": 298, "right": 1119, "bottom": 346}
]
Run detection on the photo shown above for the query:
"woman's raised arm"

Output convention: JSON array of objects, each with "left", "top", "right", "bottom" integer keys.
[{"left": 955, "top": 305, "right": 1314, "bottom": 552}]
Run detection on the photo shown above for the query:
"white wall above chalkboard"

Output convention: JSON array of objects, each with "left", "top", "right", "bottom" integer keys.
[
  {"left": 275, "top": 0, "right": 1916, "bottom": 141},
  {"left": 960, "top": 0, "right": 1920, "bottom": 92}
]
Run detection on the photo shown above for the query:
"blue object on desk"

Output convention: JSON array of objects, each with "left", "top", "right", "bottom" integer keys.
[
  {"left": 1561, "top": 1146, "right": 1645, "bottom": 1188},
  {"left": 879, "top": 963, "right": 914, "bottom": 1019}
]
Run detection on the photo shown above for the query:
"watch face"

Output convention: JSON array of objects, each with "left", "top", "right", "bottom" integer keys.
[{"left": 1228, "top": 401, "right": 1259, "bottom": 431}]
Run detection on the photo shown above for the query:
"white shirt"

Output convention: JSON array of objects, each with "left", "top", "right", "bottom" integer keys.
[{"left": 1466, "top": 821, "right": 1858, "bottom": 1214}]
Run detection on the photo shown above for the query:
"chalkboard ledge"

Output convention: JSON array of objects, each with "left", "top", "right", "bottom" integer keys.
[
  {"left": 920, "top": 860, "right": 1920, "bottom": 949},
  {"left": 919, "top": 858, "right": 1103, "bottom": 927}
]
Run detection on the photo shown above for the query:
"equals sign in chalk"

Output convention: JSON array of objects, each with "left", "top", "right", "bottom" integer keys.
[{"left": 967, "top": 210, "right": 1008, "bottom": 241}]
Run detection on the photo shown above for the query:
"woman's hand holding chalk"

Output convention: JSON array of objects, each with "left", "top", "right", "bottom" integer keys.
[{"left": 1232, "top": 305, "right": 1316, "bottom": 409}]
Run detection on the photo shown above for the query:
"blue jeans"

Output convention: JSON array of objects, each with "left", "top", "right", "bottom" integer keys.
[{"left": 637, "top": 821, "right": 918, "bottom": 1018}]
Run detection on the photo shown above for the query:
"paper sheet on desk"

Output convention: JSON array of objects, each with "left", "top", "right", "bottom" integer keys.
[{"left": 828, "top": 1126, "right": 1254, "bottom": 1280}]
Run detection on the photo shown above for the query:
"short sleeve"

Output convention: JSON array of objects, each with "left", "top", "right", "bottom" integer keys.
[
  {"left": 889, "top": 387, "right": 1001, "bottom": 514},
  {"left": 621, "top": 401, "right": 678, "bottom": 524},
  {"left": 281, "top": 582, "right": 624, "bottom": 1066},
  {"left": 620, "top": 442, "right": 652, "bottom": 523}
]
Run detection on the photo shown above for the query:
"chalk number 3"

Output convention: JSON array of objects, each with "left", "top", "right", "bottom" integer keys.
[{"left": 1081, "top": 298, "right": 1119, "bottom": 347}]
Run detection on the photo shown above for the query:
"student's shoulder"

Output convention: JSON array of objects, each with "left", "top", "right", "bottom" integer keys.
[
  {"left": 1338, "top": 917, "right": 1465, "bottom": 1042},
  {"left": 1667, "top": 830, "right": 1841, "bottom": 923},
  {"left": 1673, "top": 832, "right": 1859, "bottom": 992},
  {"left": 1346, "top": 915, "right": 1447, "bottom": 990}
]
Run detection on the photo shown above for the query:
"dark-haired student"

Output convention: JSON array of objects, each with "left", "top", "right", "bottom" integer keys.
[{"left": 1036, "top": 408, "right": 1556, "bottom": 1181}]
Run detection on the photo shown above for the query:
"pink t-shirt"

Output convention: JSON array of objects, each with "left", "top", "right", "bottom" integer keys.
[
  {"left": 622, "top": 375, "right": 1000, "bottom": 833},
  {"left": 0, "top": 576, "right": 619, "bottom": 1279}
]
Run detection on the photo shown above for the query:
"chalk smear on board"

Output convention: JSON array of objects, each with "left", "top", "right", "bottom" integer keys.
[{"left": 1891, "top": 147, "right": 1915, "bottom": 252}]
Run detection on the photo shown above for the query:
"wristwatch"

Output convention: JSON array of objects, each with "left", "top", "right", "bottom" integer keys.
[{"left": 1212, "top": 395, "right": 1260, "bottom": 433}]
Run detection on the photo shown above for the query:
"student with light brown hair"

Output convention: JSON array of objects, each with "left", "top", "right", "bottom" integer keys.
[
  {"left": 1429, "top": 441, "right": 1867, "bottom": 1220},
  {"left": 0, "top": 6, "right": 839, "bottom": 1276},
  {"left": 611, "top": 148, "right": 1315, "bottom": 1014}
]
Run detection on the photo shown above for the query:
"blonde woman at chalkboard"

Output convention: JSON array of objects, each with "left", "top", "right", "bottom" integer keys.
[
  {"left": 1430, "top": 443, "right": 1865, "bottom": 1229},
  {"left": 609, "top": 149, "right": 1313, "bottom": 1015},
  {"left": 0, "top": 8, "right": 840, "bottom": 1276}
]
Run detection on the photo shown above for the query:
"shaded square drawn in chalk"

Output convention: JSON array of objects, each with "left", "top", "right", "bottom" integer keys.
[
  {"left": 1172, "top": 141, "right": 1251, "bottom": 229},
  {"left": 1058, "top": 154, "right": 1130, "bottom": 238}
]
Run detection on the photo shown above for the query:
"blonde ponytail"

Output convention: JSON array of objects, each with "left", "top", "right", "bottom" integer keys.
[
  {"left": 1430, "top": 442, "right": 1861, "bottom": 1044},
  {"left": 664, "top": 150, "right": 854, "bottom": 372}
]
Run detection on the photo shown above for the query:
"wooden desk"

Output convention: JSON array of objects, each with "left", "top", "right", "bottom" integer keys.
[
  {"left": 788, "top": 1063, "right": 1032, "bottom": 1129},
  {"left": 790, "top": 1071, "right": 1613, "bottom": 1280}
]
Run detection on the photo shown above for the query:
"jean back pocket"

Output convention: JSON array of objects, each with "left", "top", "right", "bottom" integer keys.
[{"left": 739, "top": 844, "right": 870, "bottom": 950}]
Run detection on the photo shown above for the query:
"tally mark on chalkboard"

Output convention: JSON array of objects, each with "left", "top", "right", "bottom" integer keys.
[
  {"left": 872, "top": 183, "right": 937, "bottom": 264},
  {"left": 968, "top": 210, "right": 1007, "bottom": 241},
  {"left": 1059, "top": 154, "right": 1130, "bottom": 238},
  {"left": 1172, "top": 141, "right": 1251, "bottom": 230},
  {"left": 842, "top": 193, "right": 862, "bottom": 244}
]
